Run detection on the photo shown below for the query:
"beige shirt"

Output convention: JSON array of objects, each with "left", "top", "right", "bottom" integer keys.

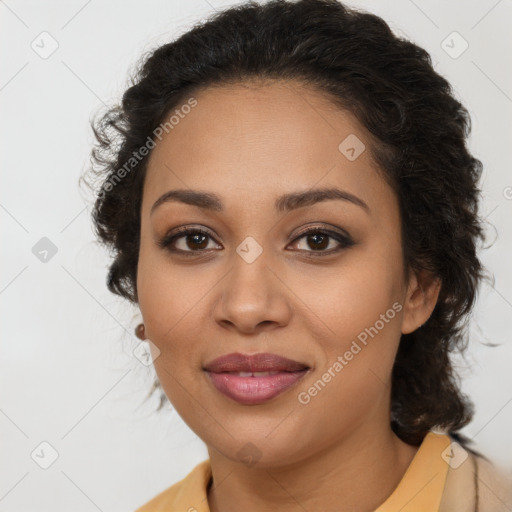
[{"left": 135, "top": 432, "right": 512, "bottom": 511}]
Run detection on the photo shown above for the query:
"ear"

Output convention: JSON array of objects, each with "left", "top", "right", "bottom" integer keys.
[{"left": 401, "top": 268, "right": 442, "bottom": 335}]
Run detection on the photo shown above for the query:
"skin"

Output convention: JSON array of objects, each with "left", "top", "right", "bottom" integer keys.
[{"left": 136, "top": 79, "right": 441, "bottom": 512}]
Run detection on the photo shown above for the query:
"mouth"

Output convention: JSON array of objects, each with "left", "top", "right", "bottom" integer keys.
[{"left": 203, "top": 352, "right": 310, "bottom": 405}]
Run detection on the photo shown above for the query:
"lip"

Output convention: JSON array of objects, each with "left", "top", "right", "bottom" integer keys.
[
  {"left": 203, "top": 352, "right": 309, "bottom": 373},
  {"left": 203, "top": 352, "right": 310, "bottom": 405}
]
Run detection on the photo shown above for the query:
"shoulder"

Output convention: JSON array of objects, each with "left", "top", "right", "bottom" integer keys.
[
  {"left": 440, "top": 447, "right": 512, "bottom": 512},
  {"left": 474, "top": 454, "right": 512, "bottom": 511},
  {"left": 134, "top": 459, "right": 211, "bottom": 512}
]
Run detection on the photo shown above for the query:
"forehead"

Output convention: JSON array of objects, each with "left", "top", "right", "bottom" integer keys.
[{"left": 142, "top": 80, "right": 394, "bottom": 218}]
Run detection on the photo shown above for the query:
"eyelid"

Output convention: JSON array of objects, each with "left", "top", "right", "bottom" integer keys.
[
  {"left": 292, "top": 223, "right": 352, "bottom": 241},
  {"left": 156, "top": 225, "right": 218, "bottom": 249}
]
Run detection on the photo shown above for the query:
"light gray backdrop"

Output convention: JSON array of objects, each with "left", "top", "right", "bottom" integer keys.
[{"left": 1, "top": 0, "right": 511, "bottom": 510}]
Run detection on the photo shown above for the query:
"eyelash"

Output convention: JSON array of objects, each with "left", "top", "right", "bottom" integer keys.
[{"left": 157, "top": 225, "right": 354, "bottom": 258}]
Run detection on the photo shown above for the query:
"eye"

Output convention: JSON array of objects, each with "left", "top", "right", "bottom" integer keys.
[
  {"left": 289, "top": 227, "right": 354, "bottom": 256},
  {"left": 157, "top": 225, "right": 354, "bottom": 257},
  {"left": 157, "top": 227, "right": 220, "bottom": 256}
]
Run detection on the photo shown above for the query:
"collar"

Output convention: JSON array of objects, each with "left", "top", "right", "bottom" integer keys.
[
  {"left": 375, "top": 431, "right": 451, "bottom": 511},
  {"left": 141, "top": 431, "right": 453, "bottom": 512}
]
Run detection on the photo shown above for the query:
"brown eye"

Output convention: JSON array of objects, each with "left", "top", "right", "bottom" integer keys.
[
  {"left": 301, "top": 232, "right": 330, "bottom": 251},
  {"left": 157, "top": 228, "right": 220, "bottom": 255},
  {"left": 179, "top": 232, "right": 210, "bottom": 250},
  {"left": 290, "top": 228, "right": 354, "bottom": 255}
]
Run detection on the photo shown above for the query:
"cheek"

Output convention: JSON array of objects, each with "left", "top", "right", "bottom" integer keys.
[
  {"left": 136, "top": 241, "right": 220, "bottom": 410},
  {"left": 136, "top": 248, "right": 205, "bottom": 414},
  {"left": 137, "top": 237, "right": 202, "bottom": 343},
  {"left": 293, "top": 273, "right": 403, "bottom": 445},
  {"left": 310, "top": 240, "right": 405, "bottom": 388},
  {"left": 315, "top": 245, "right": 402, "bottom": 339}
]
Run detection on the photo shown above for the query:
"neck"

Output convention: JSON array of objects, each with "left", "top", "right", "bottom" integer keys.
[{"left": 207, "top": 423, "right": 420, "bottom": 512}]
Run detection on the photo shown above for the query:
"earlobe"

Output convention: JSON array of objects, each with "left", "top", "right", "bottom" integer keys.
[{"left": 401, "top": 269, "right": 442, "bottom": 335}]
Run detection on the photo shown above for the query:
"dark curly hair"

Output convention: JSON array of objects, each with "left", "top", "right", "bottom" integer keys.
[{"left": 83, "top": 0, "right": 490, "bottom": 447}]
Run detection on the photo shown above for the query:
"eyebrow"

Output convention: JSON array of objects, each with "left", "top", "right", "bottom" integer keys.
[{"left": 150, "top": 187, "right": 370, "bottom": 216}]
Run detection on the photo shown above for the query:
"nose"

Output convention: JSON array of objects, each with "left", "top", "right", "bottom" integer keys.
[{"left": 213, "top": 251, "right": 292, "bottom": 335}]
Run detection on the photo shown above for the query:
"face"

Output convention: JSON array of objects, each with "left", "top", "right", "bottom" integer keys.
[{"left": 137, "top": 80, "right": 422, "bottom": 467}]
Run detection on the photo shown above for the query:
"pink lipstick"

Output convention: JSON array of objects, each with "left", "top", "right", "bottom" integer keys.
[{"left": 203, "top": 352, "right": 310, "bottom": 405}]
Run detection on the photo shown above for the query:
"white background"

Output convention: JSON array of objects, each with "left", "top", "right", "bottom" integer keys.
[{"left": 1, "top": 0, "right": 511, "bottom": 510}]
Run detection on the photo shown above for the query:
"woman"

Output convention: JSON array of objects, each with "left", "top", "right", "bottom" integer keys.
[{"left": 84, "top": 0, "right": 512, "bottom": 510}]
